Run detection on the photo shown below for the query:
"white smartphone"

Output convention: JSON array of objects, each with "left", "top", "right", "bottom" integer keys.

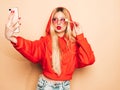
[{"left": 9, "top": 7, "right": 20, "bottom": 33}]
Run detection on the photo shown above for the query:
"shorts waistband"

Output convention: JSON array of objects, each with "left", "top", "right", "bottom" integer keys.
[{"left": 40, "top": 74, "right": 69, "bottom": 84}]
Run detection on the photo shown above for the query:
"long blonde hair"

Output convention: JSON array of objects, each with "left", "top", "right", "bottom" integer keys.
[{"left": 50, "top": 7, "right": 75, "bottom": 75}]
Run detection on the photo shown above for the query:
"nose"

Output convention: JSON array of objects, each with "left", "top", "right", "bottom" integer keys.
[{"left": 57, "top": 20, "right": 61, "bottom": 25}]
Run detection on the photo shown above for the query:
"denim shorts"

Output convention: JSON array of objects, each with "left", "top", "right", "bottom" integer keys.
[{"left": 36, "top": 76, "right": 70, "bottom": 90}]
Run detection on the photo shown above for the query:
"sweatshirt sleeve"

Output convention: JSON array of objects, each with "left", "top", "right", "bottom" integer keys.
[
  {"left": 11, "top": 36, "right": 44, "bottom": 63},
  {"left": 75, "top": 33, "right": 95, "bottom": 68}
]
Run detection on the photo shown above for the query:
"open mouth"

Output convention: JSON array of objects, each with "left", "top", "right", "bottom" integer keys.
[{"left": 57, "top": 26, "right": 61, "bottom": 30}]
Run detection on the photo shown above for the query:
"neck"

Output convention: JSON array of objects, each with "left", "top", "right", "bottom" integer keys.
[{"left": 56, "top": 32, "right": 65, "bottom": 37}]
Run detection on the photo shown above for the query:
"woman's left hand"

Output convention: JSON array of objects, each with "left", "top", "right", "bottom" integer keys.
[{"left": 72, "top": 22, "right": 83, "bottom": 37}]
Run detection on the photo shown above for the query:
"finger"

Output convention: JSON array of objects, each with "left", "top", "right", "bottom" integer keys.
[
  {"left": 12, "top": 20, "right": 20, "bottom": 29},
  {"left": 73, "top": 22, "right": 80, "bottom": 27},
  {"left": 18, "top": 17, "right": 21, "bottom": 25},
  {"left": 72, "top": 29, "right": 76, "bottom": 37},
  {"left": 14, "top": 24, "right": 21, "bottom": 31},
  {"left": 10, "top": 16, "right": 21, "bottom": 27},
  {"left": 72, "top": 22, "right": 77, "bottom": 31},
  {"left": 11, "top": 22, "right": 21, "bottom": 33}
]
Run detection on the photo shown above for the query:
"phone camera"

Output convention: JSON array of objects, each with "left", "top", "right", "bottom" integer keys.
[{"left": 9, "top": 9, "right": 11, "bottom": 11}]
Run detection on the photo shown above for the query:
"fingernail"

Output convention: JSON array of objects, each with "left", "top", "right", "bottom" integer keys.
[
  {"left": 19, "top": 23, "right": 21, "bottom": 25},
  {"left": 18, "top": 17, "right": 21, "bottom": 19},
  {"left": 74, "top": 22, "right": 78, "bottom": 26}
]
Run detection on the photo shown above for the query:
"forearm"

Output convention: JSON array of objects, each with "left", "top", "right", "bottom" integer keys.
[
  {"left": 11, "top": 36, "right": 42, "bottom": 63},
  {"left": 76, "top": 34, "right": 95, "bottom": 67}
]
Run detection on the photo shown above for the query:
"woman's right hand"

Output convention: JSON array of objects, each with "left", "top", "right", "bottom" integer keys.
[{"left": 5, "top": 10, "right": 21, "bottom": 43}]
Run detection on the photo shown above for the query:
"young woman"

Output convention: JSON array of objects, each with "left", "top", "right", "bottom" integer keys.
[{"left": 5, "top": 7, "right": 95, "bottom": 90}]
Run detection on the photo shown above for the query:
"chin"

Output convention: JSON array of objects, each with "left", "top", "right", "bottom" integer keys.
[{"left": 55, "top": 29, "right": 65, "bottom": 33}]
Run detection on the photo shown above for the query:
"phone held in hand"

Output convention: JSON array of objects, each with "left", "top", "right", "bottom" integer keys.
[{"left": 9, "top": 7, "right": 20, "bottom": 33}]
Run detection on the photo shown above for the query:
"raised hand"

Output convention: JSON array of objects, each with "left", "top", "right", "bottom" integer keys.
[
  {"left": 72, "top": 22, "right": 83, "bottom": 37},
  {"left": 5, "top": 10, "right": 21, "bottom": 43}
]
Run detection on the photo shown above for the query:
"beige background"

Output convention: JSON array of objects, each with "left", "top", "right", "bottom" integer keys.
[{"left": 0, "top": 0, "right": 120, "bottom": 90}]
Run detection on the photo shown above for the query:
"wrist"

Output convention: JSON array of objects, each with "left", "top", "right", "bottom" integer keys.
[
  {"left": 76, "top": 33, "right": 84, "bottom": 40},
  {"left": 7, "top": 36, "right": 17, "bottom": 43}
]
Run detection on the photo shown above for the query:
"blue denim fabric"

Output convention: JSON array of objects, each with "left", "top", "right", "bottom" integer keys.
[{"left": 36, "top": 77, "right": 70, "bottom": 90}]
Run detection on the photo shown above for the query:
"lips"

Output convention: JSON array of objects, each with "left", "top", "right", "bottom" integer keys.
[{"left": 57, "top": 26, "right": 61, "bottom": 30}]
